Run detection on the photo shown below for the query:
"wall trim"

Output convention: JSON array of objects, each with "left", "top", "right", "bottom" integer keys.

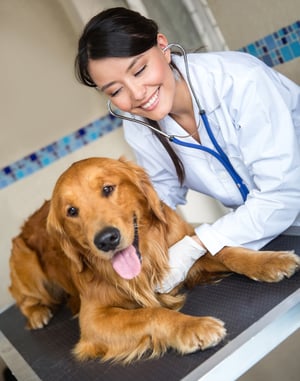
[
  {"left": 1, "top": 21, "right": 299, "bottom": 190},
  {"left": 239, "top": 20, "right": 300, "bottom": 67},
  {"left": 0, "top": 115, "right": 121, "bottom": 189}
]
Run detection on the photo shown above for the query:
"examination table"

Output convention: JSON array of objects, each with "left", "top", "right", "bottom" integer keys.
[{"left": 1, "top": 230, "right": 300, "bottom": 381}]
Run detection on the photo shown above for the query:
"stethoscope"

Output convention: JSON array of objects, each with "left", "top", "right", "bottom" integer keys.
[{"left": 107, "top": 43, "right": 249, "bottom": 202}]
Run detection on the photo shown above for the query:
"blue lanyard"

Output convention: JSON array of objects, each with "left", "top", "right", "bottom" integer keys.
[{"left": 169, "top": 110, "right": 249, "bottom": 202}]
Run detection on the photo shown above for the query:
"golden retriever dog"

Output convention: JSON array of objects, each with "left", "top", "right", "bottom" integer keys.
[{"left": 9, "top": 157, "right": 300, "bottom": 363}]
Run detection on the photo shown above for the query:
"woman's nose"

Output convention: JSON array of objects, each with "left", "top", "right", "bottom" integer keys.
[{"left": 128, "top": 81, "right": 146, "bottom": 101}]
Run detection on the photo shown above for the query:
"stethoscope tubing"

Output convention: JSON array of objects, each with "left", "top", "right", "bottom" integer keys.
[
  {"left": 106, "top": 43, "right": 249, "bottom": 202},
  {"left": 197, "top": 112, "right": 249, "bottom": 201},
  {"left": 170, "top": 132, "right": 249, "bottom": 201}
]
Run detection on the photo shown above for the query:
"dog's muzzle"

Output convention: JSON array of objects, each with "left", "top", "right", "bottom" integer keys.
[{"left": 93, "top": 215, "right": 142, "bottom": 280}]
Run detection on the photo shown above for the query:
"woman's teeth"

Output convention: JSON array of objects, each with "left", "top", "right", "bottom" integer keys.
[{"left": 141, "top": 90, "right": 158, "bottom": 110}]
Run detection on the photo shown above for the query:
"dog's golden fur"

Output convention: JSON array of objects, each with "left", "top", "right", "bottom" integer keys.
[{"left": 9, "top": 157, "right": 300, "bottom": 363}]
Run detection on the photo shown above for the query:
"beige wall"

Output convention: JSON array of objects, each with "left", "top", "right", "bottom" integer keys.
[
  {"left": 0, "top": 0, "right": 132, "bottom": 309},
  {"left": 1, "top": 0, "right": 299, "bottom": 310},
  {"left": 0, "top": 0, "right": 110, "bottom": 168},
  {"left": 208, "top": 0, "right": 299, "bottom": 49},
  {"left": 207, "top": 0, "right": 300, "bottom": 82},
  {"left": 0, "top": 0, "right": 224, "bottom": 310}
]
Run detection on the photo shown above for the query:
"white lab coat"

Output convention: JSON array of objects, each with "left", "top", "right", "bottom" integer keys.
[{"left": 123, "top": 51, "right": 300, "bottom": 254}]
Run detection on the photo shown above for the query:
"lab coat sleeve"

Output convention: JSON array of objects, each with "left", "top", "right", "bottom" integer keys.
[
  {"left": 195, "top": 67, "right": 300, "bottom": 254},
  {"left": 123, "top": 120, "right": 189, "bottom": 208}
]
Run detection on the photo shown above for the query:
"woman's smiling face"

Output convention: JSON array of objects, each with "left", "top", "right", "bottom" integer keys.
[{"left": 88, "top": 34, "right": 177, "bottom": 121}]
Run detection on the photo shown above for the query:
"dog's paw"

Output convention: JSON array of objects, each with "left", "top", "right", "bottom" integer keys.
[
  {"left": 174, "top": 316, "right": 226, "bottom": 354},
  {"left": 25, "top": 305, "right": 53, "bottom": 329},
  {"left": 247, "top": 251, "right": 300, "bottom": 282}
]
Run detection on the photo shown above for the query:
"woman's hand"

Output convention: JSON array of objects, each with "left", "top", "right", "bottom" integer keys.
[{"left": 156, "top": 235, "right": 207, "bottom": 293}]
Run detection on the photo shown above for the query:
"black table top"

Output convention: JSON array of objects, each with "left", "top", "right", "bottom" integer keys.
[{"left": 1, "top": 234, "right": 300, "bottom": 381}]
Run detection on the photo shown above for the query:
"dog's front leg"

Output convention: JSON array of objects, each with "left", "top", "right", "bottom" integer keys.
[
  {"left": 215, "top": 246, "right": 300, "bottom": 282},
  {"left": 73, "top": 303, "right": 226, "bottom": 363}
]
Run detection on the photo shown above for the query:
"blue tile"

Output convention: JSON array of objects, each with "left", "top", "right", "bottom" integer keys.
[
  {"left": 238, "top": 20, "right": 300, "bottom": 66},
  {"left": 247, "top": 43, "right": 258, "bottom": 55},
  {"left": 29, "top": 153, "right": 38, "bottom": 161},
  {"left": 76, "top": 128, "right": 86, "bottom": 137},
  {"left": 291, "top": 32, "right": 297, "bottom": 41},
  {"left": 0, "top": 177, "right": 12, "bottom": 188},
  {"left": 264, "top": 35, "right": 276, "bottom": 50},
  {"left": 3, "top": 166, "right": 12, "bottom": 174},
  {"left": 290, "top": 40, "right": 300, "bottom": 57},
  {"left": 24, "top": 167, "right": 35, "bottom": 175},
  {"left": 280, "top": 46, "right": 293, "bottom": 61},
  {"left": 41, "top": 157, "right": 53, "bottom": 166},
  {"left": 273, "top": 57, "right": 280, "bottom": 65},
  {"left": 62, "top": 136, "right": 70, "bottom": 144},
  {"left": 261, "top": 54, "right": 274, "bottom": 67},
  {"left": 16, "top": 170, "right": 25, "bottom": 179}
]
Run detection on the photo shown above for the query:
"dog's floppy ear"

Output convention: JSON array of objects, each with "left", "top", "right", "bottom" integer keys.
[
  {"left": 119, "top": 157, "right": 167, "bottom": 223},
  {"left": 47, "top": 201, "right": 83, "bottom": 273}
]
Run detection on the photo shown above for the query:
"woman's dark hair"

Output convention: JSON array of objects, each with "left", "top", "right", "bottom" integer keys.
[
  {"left": 75, "top": 7, "right": 158, "bottom": 87},
  {"left": 75, "top": 7, "right": 185, "bottom": 184}
]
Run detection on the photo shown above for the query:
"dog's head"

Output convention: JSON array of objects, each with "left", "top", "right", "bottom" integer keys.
[{"left": 47, "top": 157, "right": 167, "bottom": 278}]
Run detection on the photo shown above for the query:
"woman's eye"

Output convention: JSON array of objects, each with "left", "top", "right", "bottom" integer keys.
[
  {"left": 67, "top": 206, "right": 79, "bottom": 217},
  {"left": 110, "top": 88, "right": 121, "bottom": 97},
  {"left": 134, "top": 65, "right": 146, "bottom": 77},
  {"left": 102, "top": 185, "right": 115, "bottom": 197}
]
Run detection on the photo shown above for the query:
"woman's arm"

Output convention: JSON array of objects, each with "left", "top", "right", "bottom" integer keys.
[{"left": 196, "top": 67, "right": 300, "bottom": 254}]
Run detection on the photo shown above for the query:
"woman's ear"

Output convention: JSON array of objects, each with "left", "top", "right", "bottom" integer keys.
[{"left": 157, "top": 33, "right": 171, "bottom": 63}]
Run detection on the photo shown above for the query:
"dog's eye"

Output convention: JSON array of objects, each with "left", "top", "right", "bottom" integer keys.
[
  {"left": 67, "top": 206, "right": 79, "bottom": 217},
  {"left": 102, "top": 185, "right": 115, "bottom": 197}
]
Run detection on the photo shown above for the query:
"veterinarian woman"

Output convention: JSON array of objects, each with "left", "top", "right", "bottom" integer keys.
[{"left": 75, "top": 7, "right": 300, "bottom": 292}]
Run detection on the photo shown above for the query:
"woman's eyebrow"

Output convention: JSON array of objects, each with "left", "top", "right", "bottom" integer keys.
[
  {"left": 100, "top": 55, "right": 143, "bottom": 92},
  {"left": 100, "top": 81, "right": 116, "bottom": 92},
  {"left": 126, "top": 55, "right": 142, "bottom": 72}
]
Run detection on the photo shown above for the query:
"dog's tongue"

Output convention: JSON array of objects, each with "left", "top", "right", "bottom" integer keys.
[{"left": 112, "top": 245, "right": 141, "bottom": 279}]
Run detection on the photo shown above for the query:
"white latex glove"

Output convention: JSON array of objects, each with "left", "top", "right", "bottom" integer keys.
[{"left": 156, "top": 235, "right": 207, "bottom": 293}]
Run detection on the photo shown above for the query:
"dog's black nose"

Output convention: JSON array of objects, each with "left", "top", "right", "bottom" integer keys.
[{"left": 94, "top": 227, "right": 121, "bottom": 252}]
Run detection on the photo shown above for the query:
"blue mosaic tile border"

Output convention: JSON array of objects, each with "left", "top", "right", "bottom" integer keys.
[
  {"left": 239, "top": 20, "right": 300, "bottom": 67},
  {"left": 1, "top": 21, "right": 299, "bottom": 190},
  {"left": 0, "top": 114, "right": 122, "bottom": 189}
]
